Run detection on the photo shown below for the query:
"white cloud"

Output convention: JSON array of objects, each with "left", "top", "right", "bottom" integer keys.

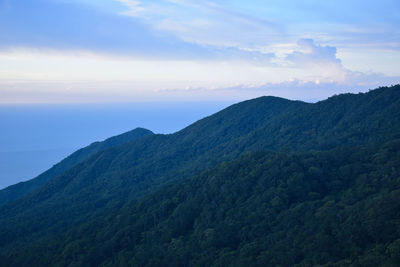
[
  {"left": 114, "top": 0, "right": 144, "bottom": 16},
  {"left": 114, "top": 0, "right": 284, "bottom": 49},
  {"left": 1, "top": 28, "right": 399, "bottom": 104},
  {"left": 286, "top": 38, "right": 341, "bottom": 66}
]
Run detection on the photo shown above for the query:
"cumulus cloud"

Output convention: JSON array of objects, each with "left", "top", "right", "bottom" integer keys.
[
  {"left": 286, "top": 39, "right": 341, "bottom": 66},
  {"left": 279, "top": 39, "right": 373, "bottom": 85}
]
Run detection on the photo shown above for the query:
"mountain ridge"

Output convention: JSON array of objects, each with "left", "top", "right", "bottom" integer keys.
[{"left": 0, "top": 85, "right": 399, "bottom": 266}]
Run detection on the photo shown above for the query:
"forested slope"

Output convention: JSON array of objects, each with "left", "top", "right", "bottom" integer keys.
[
  {"left": 0, "top": 85, "right": 399, "bottom": 266},
  {"left": 3, "top": 139, "right": 398, "bottom": 266},
  {"left": 0, "top": 127, "right": 153, "bottom": 206}
]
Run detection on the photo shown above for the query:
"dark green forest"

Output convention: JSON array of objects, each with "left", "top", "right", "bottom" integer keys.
[{"left": 0, "top": 85, "right": 399, "bottom": 266}]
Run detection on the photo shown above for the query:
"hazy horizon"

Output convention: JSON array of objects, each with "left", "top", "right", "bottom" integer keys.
[{"left": 0, "top": 101, "right": 233, "bottom": 189}]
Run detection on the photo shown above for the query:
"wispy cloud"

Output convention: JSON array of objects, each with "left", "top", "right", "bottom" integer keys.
[
  {"left": 114, "top": 0, "right": 144, "bottom": 16},
  {"left": 0, "top": 0, "right": 399, "bottom": 103},
  {"left": 114, "top": 0, "right": 284, "bottom": 49}
]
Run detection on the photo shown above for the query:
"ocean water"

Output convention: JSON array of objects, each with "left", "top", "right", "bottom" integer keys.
[{"left": 0, "top": 101, "right": 232, "bottom": 189}]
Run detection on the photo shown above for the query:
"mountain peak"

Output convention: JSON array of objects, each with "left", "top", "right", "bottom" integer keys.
[{"left": 0, "top": 126, "right": 154, "bottom": 206}]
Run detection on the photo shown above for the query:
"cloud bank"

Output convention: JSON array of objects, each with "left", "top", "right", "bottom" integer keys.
[{"left": 0, "top": 0, "right": 399, "bottom": 103}]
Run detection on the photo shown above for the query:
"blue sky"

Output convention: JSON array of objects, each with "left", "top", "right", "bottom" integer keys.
[{"left": 0, "top": 0, "right": 399, "bottom": 103}]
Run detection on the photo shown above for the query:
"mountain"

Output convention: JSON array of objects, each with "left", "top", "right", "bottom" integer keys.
[
  {"left": 0, "top": 85, "right": 399, "bottom": 266},
  {"left": 0, "top": 127, "right": 153, "bottom": 206},
  {"left": 6, "top": 139, "right": 399, "bottom": 266}
]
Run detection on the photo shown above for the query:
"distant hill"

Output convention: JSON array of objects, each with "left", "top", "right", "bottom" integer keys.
[
  {"left": 0, "top": 85, "right": 399, "bottom": 266},
  {"left": 0, "top": 127, "right": 153, "bottom": 206}
]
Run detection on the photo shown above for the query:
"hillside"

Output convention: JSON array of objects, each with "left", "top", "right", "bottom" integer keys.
[
  {"left": 0, "top": 127, "right": 153, "bottom": 206},
  {"left": 3, "top": 139, "right": 398, "bottom": 266},
  {"left": 0, "top": 85, "right": 399, "bottom": 266}
]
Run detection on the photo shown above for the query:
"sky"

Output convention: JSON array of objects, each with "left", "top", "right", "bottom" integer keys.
[{"left": 0, "top": 0, "right": 399, "bottom": 103}]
